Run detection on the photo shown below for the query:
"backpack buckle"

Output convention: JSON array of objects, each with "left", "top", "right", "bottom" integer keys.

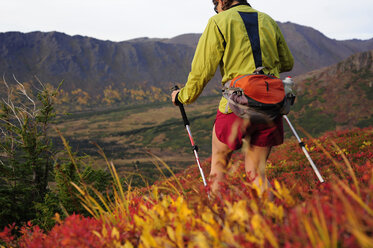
[{"left": 254, "top": 66, "right": 265, "bottom": 74}]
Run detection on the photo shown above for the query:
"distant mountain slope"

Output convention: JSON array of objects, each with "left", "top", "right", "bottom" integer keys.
[
  {"left": 0, "top": 31, "right": 195, "bottom": 94},
  {"left": 278, "top": 22, "right": 373, "bottom": 76},
  {"left": 0, "top": 22, "right": 372, "bottom": 100},
  {"left": 291, "top": 49, "right": 373, "bottom": 135}
]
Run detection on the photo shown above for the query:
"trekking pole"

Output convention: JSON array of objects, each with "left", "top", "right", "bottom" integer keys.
[
  {"left": 283, "top": 115, "right": 325, "bottom": 183},
  {"left": 172, "top": 86, "right": 208, "bottom": 187}
]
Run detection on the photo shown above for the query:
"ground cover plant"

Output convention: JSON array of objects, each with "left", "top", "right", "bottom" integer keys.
[{"left": 1, "top": 127, "right": 372, "bottom": 247}]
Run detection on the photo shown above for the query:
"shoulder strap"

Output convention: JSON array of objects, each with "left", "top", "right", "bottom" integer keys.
[{"left": 238, "top": 11, "right": 262, "bottom": 69}]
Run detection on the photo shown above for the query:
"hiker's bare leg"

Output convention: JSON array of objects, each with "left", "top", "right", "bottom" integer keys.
[
  {"left": 210, "top": 125, "right": 233, "bottom": 195},
  {"left": 244, "top": 145, "right": 273, "bottom": 197}
]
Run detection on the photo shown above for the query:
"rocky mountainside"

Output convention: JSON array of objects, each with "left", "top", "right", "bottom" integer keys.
[
  {"left": 291, "top": 50, "right": 373, "bottom": 134},
  {"left": 0, "top": 22, "right": 372, "bottom": 102}
]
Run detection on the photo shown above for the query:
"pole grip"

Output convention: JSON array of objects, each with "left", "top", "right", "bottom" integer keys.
[
  {"left": 172, "top": 85, "right": 190, "bottom": 126},
  {"left": 178, "top": 104, "right": 190, "bottom": 126}
]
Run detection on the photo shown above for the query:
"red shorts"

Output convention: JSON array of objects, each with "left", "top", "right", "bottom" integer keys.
[{"left": 214, "top": 110, "right": 284, "bottom": 150}]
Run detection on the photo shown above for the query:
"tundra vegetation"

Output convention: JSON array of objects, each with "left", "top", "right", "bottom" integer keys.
[{"left": 0, "top": 78, "right": 372, "bottom": 247}]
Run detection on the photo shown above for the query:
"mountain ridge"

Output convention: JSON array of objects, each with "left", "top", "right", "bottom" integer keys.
[{"left": 0, "top": 22, "right": 372, "bottom": 101}]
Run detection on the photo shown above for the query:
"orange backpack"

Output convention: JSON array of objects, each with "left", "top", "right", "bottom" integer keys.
[{"left": 222, "top": 72, "right": 294, "bottom": 120}]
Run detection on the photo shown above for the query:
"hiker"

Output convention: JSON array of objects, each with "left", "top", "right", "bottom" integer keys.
[{"left": 171, "top": 0, "right": 294, "bottom": 196}]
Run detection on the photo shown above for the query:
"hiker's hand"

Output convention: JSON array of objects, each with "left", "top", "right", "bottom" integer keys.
[{"left": 171, "top": 90, "right": 180, "bottom": 106}]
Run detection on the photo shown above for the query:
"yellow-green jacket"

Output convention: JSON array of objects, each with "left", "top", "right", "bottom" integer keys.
[{"left": 177, "top": 3, "right": 294, "bottom": 113}]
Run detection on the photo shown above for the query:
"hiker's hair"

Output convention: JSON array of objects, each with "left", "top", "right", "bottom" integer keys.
[{"left": 213, "top": 0, "right": 248, "bottom": 11}]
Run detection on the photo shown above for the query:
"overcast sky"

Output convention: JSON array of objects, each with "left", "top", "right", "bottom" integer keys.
[{"left": 1, "top": 0, "right": 372, "bottom": 42}]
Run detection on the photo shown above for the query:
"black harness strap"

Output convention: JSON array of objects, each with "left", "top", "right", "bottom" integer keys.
[{"left": 238, "top": 11, "right": 262, "bottom": 69}]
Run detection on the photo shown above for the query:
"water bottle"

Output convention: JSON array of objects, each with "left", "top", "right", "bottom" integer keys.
[{"left": 283, "top": 76, "right": 294, "bottom": 95}]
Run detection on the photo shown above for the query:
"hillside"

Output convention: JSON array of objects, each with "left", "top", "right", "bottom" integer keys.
[
  {"left": 291, "top": 49, "right": 373, "bottom": 134},
  {"left": 1, "top": 21, "right": 373, "bottom": 247},
  {"left": 36, "top": 49, "right": 372, "bottom": 182},
  {"left": 1, "top": 22, "right": 372, "bottom": 107},
  {"left": 1, "top": 127, "right": 372, "bottom": 247}
]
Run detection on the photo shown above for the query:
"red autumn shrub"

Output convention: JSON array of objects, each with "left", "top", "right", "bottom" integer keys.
[{"left": 1, "top": 127, "right": 372, "bottom": 247}]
